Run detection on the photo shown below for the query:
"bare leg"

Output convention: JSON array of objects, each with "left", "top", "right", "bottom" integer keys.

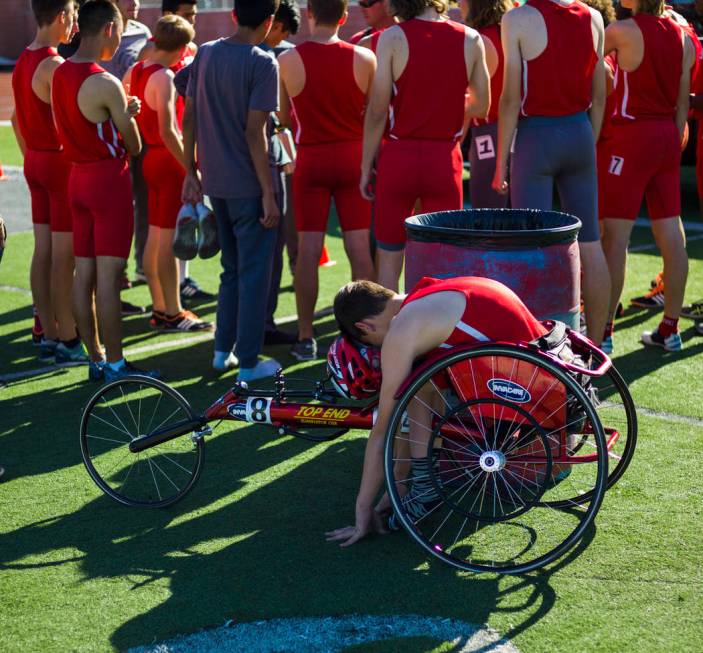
[
  {"left": 157, "top": 227, "right": 181, "bottom": 316},
  {"left": 50, "top": 232, "right": 78, "bottom": 342},
  {"left": 651, "top": 216, "right": 688, "bottom": 319},
  {"left": 294, "top": 231, "right": 324, "bottom": 340},
  {"left": 96, "top": 256, "right": 127, "bottom": 363},
  {"left": 342, "top": 229, "right": 376, "bottom": 282},
  {"left": 31, "top": 224, "right": 57, "bottom": 341},
  {"left": 376, "top": 249, "right": 405, "bottom": 293},
  {"left": 601, "top": 219, "right": 635, "bottom": 321},
  {"left": 143, "top": 225, "right": 165, "bottom": 313},
  {"left": 73, "top": 257, "right": 103, "bottom": 362},
  {"left": 579, "top": 240, "right": 611, "bottom": 346}
]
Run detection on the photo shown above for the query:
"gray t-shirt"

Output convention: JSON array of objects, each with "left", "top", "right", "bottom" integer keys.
[
  {"left": 102, "top": 20, "right": 151, "bottom": 81},
  {"left": 187, "top": 39, "right": 279, "bottom": 199}
]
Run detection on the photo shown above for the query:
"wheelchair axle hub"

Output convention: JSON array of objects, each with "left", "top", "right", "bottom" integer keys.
[{"left": 479, "top": 451, "right": 506, "bottom": 473}]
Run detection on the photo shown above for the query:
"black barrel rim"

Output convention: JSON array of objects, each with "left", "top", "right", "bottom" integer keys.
[{"left": 405, "top": 209, "right": 582, "bottom": 249}]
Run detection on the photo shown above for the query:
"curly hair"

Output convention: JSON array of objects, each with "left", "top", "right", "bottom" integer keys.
[
  {"left": 581, "top": 0, "right": 616, "bottom": 26},
  {"left": 389, "top": 0, "right": 449, "bottom": 21},
  {"left": 464, "top": 0, "right": 512, "bottom": 29},
  {"left": 636, "top": 0, "right": 665, "bottom": 16}
]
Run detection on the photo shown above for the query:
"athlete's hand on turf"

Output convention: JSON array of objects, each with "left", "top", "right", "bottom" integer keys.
[
  {"left": 182, "top": 171, "right": 203, "bottom": 204},
  {"left": 325, "top": 506, "right": 388, "bottom": 547},
  {"left": 492, "top": 164, "right": 509, "bottom": 195},
  {"left": 127, "top": 96, "right": 141, "bottom": 117},
  {"left": 360, "top": 168, "right": 375, "bottom": 202},
  {"left": 260, "top": 192, "right": 281, "bottom": 229}
]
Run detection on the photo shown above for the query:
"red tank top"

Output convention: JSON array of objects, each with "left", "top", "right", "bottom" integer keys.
[
  {"left": 473, "top": 24, "right": 504, "bottom": 126},
  {"left": 130, "top": 61, "right": 165, "bottom": 147},
  {"left": 52, "top": 60, "right": 126, "bottom": 164},
  {"left": 599, "top": 53, "right": 617, "bottom": 142},
  {"left": 291, "top": 41, "right": 366, "bottom": 146},
  {"left": 401, "top": 277, "right": 547, "bottom": 349},
  {"left": 521, "top": 0, "right": 596, "bottom": 117},
  {"left": 145, "top": 40, "right": 195, "bottom": 128},
  {"left": 389, "top": 19, "right": 468, "bottom": 142},
  {"left": 11, "top": 47, "right": 62, "bottom": 151},
  {"left": 612, "top": 14, "right": 683, "bottom": 123}
]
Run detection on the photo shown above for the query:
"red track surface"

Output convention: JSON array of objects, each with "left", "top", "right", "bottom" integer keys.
[{"left": 0, "top": 72, "right": 14, "bottom": 121}]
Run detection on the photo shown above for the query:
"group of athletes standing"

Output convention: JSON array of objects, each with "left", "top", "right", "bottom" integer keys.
[{"left": 9, "top": 0, "right": 702, "bottom": 385}]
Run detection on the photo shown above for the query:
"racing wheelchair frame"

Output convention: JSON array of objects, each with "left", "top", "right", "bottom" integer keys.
[{"left": 80, "top": 327, "right": 636, "bottom": 574}]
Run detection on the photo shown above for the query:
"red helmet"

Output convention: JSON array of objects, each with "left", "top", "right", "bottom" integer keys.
[{"left": 327, "top": 335, "right": 382, "bottom": 400}]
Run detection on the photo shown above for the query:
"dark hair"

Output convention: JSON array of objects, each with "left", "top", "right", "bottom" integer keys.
[
  {"left": 78, "top": 0, "right": 121, "bottom": 37},
  {"left": 275, "top": 0, "right": 301, "bottom": 35},
  {"left": 162, "top": 0, "right": 196, "bottom": 12},
  {"left": 581, "top": 0, "right": 616, "bottom": 26},
  {"left": 334, "top": 281, "right": 394, "bottom": 340},
  {"left": 32, "top": 0, "right": 72, "bottom": 27},
  {"left": 154, "top": 14, "right": 195, "bottom": 51},
  {"left": 308, "top": 0, "right": 347, "bottom": 26},
  {"left": 465, "top": 0, "right": 512, "bottom": 29},
  {"left": 235, "top": 0, "right": 280, "bottom": 28},
  {"left": 389, "top": 0, "right": 448, "bottom": 21}
]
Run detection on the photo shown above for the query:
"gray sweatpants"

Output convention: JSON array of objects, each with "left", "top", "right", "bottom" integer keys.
[
  {"left": 510, "top": 112, "right": 599, "bottom": 242},
  {"left": 469, "top": 122, "right": 509, "bottom": 209}
]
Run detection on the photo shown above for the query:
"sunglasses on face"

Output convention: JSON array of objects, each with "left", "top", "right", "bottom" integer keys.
[{"left": 359, "top": 0, "right": 381, "bottom": 8}]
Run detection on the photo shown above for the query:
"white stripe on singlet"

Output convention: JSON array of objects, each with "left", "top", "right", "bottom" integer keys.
[
  {"left": 620, "top": 70, "right": 635, "bottom": 120},
  {"left": 520, "top": 61, "right": 529, "bottom": 116},
  {"left": 97, "top": 123, "right": 116, "bottom": 157},
  {"left": 388, "top": 82, "right": 398, "bottom": 140}
]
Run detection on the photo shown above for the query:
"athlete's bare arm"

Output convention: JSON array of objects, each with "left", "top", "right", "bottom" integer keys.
[
  {"left": 464, "top": 26, "right": 490, "bottom": 120},
  {"left": 677, "top": 34, "right": 695, "bottom": 142},
  {"left": 245, "top": 109, "right": 280, "bottom": 229},
  {"left": 353, "top": 44, "right": 377, "bottom": 96},
  {"left": 588, "top": 8, "right": 606, "bottom": 142},
  {"left": 360, "top": 26, "right": 399, "bottom": 202},
  {"left": 79, "top": 74, "right": 142, "bottom": 156},
  {"left": 149, "top": 69, "right": 185, "bottom": 168},
  {"left": 493, "top": 7, "right": 524, "bottom": 195},
  {"left": 276, "top": 48, "right": 304, "bottom": 130},
  {"left": 10, "top": 109, "right": 26, "bottom": 155},
  {"left": 326, "top": 293, "right": 464, "bottom": 547},
  {"left": 181, "top": 96, "right": 201, "bottom": 203}
]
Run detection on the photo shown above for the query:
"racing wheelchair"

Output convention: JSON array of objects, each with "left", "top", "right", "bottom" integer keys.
[{"left": 79, "top": 323, "right": 636, "bottom": 575}]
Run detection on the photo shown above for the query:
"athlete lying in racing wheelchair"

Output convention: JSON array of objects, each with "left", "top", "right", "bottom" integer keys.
[{"left": 323, "top": 275, "right": 597, "bottom": 547}]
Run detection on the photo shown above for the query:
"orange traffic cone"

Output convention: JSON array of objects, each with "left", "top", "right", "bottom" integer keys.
[
  {"left": 0, "top": 159, "right": 5, "bottom": 181},
  {"left": 319, "top": 244, "right": 336, "bottom": 267}
]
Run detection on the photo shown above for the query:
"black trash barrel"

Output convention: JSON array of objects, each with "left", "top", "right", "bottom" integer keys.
[{"left": 404, "top": 209, "right": 582, "bottom": 328}]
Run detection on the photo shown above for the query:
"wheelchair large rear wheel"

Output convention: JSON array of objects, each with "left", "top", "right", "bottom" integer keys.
[
  {"left": 384, "top": 346, "right": 608, "bottom": 574},
  {"left": 80, "top": 377, "right": 204, "bottom": 508}
]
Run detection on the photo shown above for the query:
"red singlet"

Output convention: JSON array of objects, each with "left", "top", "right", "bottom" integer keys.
[
  {"left": 520, "top": 0, "right": 596, "bottom": 117},
  {"left": 473, "top": 24, "right": 503, "bottom": 126},
  {"left": 52, "top": 61, "right": 126, "bottom": 163},
  {"left": 291, "top": 41, "right": 365, "bottom": 145},
  {"left": 402, "top": 277, "right": 547, "bottom": 349},
  {"left": 388, "top": 19, "right": 468, "bottom": 141},
  {"left": 52, "top": 60, "right": 133, "bottom": 258},
  {"left": 146, "top": 39, "right": 196, "bottom": 127},
  {"left": 130, "top": 61, "right": 184, "bottom": 229}
]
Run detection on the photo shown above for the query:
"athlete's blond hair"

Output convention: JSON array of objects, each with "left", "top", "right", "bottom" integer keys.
[
  {"left": 389, "top": 0, "right": 449, "bottom": 21},
  {"left": 153, "top": 14, "right": 195, "bottom": 53}
]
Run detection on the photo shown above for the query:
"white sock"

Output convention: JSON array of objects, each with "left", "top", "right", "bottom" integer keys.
[{"left": 178, "top": 259, "right": 188, "bottom": 283}]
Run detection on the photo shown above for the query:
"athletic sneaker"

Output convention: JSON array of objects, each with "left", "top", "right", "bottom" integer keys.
[
  {"left": 173, "top": 203, "right": 199, "bottom": 260},
  {"left": 55, "top": 342, "right": 90, "bottom": 365},
  {"left": 180, "top": 277, "right": 215, "bottom": 302},
  {"left": 88, "top": 359, "right": 106, "bottom": 381},
  {"left": 695, "top": 321, "right": 703, "bottom": 336},
  {"left": 120, "top": 273, "right": 132, "bottom": 290},
  {"left": 681, "top": 301, "right": 703, "bottom": 320},
  {"left": 291, "top": 338, "right": 317, "bottom": 361},
  {"left": 160, "top": 310, "right": 214, "bottom": 333},
  {"left": 121, "top": 300, "right": 146, "bottom": 316},
  {"left": 388, "top": 454, "right": 442, "bottom": 531},
  {"left": 103, "top": 361, "right": 161, "bottom": 383},
  {"left": 39, "top": 338, "right": 58, "bottom": 363},
  {"left": 149, "top": 310, "right": 165, "bottom": 329},
  {"left": 631, "top": 272, "right": 665, "bottom": 309},
  {"left": 213, "top": 351, "right": 238, "bottom": 372},
  {"left": 600, "top": 335, "right": 613, "bottom": 355},
  {"left": 641, "top": 328, "right": 682, "bottom": 352},
  {"left": 238, "top": 358, "right": 281, "bottom": 382},
  {"left": 31, "top": 306, "right": 43, "bottom": 345},
  {"left": 196, "top": 202, "right": 219, "bottom": 259}
]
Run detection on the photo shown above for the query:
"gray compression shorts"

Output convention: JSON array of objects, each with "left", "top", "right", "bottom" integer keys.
[
  {"left": 510, "top": 112, "right": 599, "bottom": 242},
  {"left": 469, "top": 122, "right": 509, "bottom": 209}
]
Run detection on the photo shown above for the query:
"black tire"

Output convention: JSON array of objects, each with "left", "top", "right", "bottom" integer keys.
[
  {"left": 384, "top": 346, "right": 608, "bottom": 575},
  {"left": 80, "top": 376, "right": 204, "bottom": 508}
]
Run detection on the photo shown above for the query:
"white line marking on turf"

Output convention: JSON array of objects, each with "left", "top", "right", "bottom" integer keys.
[
  {"left": 128, "top": 615, "right": 520, "bottom": 653},
  {"left": 629, "top": 232, "right": 703, "bottom": 252},
  {"left": 634, "top": 217, "right": 703, "bottom": 232},
  {"left": 0, "top": 306, "right": 335, "bottom": 383},
  {"left": 636, "top": 407, "right": 703, "bottom": 428},
  {"left": 0, "top": 120, "right": 11, "bottom": 127},
  {"left": 0, "top": 284, "right": 32, "bottom": 296}
]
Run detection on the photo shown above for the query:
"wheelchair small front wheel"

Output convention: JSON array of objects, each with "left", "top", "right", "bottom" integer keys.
[{"left": 80, "top": 376, "right": 204, "bottom": 508}]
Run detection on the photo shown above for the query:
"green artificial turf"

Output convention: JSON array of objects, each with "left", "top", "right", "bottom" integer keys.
[
  {"left": 0, "top": 124, "right": 22, "bottom": 167},
  {"left": 1, "top": 212, "right": 703, "bottom": 651}
]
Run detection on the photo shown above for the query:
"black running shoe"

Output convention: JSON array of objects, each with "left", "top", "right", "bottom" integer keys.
[
  {"left": 121, "top": 300, "right": 146, "bottom": 316},
  {"left": 173, "top": 204, "right": 199, "bottom": 260},
  {"left": 196, "top": 202, "right": 219, "bottom": 259},
  {"left": 681, "top": 301, "right": 703, "bottom": 320},
  {"left": 291, "top": 338, "right": 317, "bottom": 361},
  {"left": 180, "top": 277, "right": 215, "bottom": 302}
]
